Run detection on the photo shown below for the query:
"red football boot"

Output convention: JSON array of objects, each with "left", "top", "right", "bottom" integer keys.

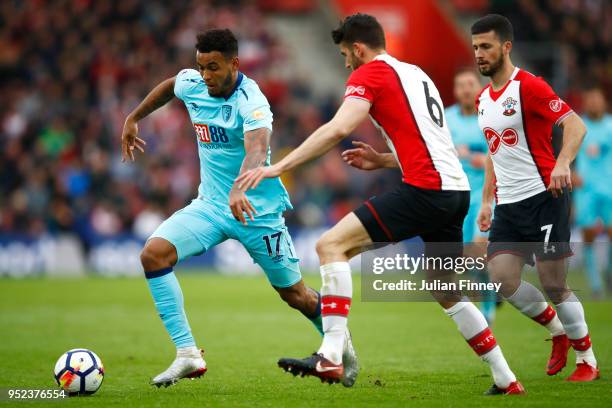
[
  {"left": 484, "top": 381, "right": 526, "bottom": 395},
  {"left": 567, "top": 363, "right": 600, "bottom": 382},
  {"left": 278, "top": 353, "right": 344, "bottom": 384},
  {"left": 547, "top": 334, "right": 570, "bottom": 375}
]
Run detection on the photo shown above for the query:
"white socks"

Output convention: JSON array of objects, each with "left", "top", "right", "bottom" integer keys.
[
  {"left": 506, "top": 281, "right": 565, "bottom": 336},
  {"left": 445, "top": 302, "right": 516, "bottom": 388},
  {"left": 317, "top": 262, "right": 352, "bottom": 364},
  {"left": 555, "top": 292, "right": 597, "bottom": 367},
  {"left": 177, "top": 346, "right": 200, "bottom": 359},
  {"left": 507, "top": 282, "right": 597, "bottom": 367}
]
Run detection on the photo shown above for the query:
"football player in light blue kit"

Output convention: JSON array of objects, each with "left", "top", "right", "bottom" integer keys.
[
  {"left": 120, "top": 29, "right": 350, "bottom": 387},
  {"left": 445, "top": 69, "right": 497, "bottom": 323},
  {"left": 575, "top": 86, "right": 612, "bottom": 296}
]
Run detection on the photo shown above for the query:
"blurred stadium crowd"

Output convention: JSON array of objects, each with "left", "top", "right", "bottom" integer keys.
[
  {"left": 0, "top": 0, "right": 379, "bottom": 246},
  {"left": 489, "top": 0, "right": 611, "bottom": 105},
  {"left": 0, "top": 0, "right": 609, "bottom": 249}
]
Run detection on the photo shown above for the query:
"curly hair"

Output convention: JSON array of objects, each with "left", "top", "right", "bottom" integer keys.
[{"left": 195, "top": 29, "right": 238, "bottom": 58}]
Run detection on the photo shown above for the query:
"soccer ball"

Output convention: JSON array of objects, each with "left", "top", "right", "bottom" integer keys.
[{"left": 53, "top": 349, "right": 104, "bottom": 396}]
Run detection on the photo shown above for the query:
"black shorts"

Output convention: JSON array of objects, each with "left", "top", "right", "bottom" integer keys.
[
  {"left": 354, "top": 183, "right": 470, "bottom": 244},
  {"left": 488, "top": 190, "right": 572, "bottom": 262}
]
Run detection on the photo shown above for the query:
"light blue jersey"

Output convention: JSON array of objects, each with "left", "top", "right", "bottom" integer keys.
[
  {"left": 574, "top": 114, "right": 612, "bottom": 227},
  {"left": 445, "top": 104, "right": 487, "bottom": 203},
  {"left": 174, "top": 68, "right": 292, "bottom": 216},
  {"left": 150, "top": 69, "right": 301, "bottom": 288},
  {"left": 446, "top": 104, "right": 488, "bottom": 241},
  {"left": 577, "top": 114, "right": 612, "bottom": 195}
]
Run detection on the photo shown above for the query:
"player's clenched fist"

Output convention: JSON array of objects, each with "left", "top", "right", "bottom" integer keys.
[
  {"left": 121, "top": 117, "right": 147, "bottom": 162},
  {"left": 229, "top": 187, "right": 256, "bottom": 225},
  {"left": 477, "top": 204, "right": 492, "bottom": 232}
]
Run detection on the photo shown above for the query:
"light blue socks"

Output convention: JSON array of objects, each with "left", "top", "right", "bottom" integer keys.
[{"left": 145, "top": 267, "right": 195, "bottom": 348}]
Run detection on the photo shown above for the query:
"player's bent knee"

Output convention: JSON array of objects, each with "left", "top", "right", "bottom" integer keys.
[
  {"left": 487, "top": 258, "right": 520, "bottom": 286},
  {"left": 486, "top": 256, "right": 503, "bottom": 276},
  {"left": 314, "top": 235, "right": 330, "bottom": 256},
  {"left": 315, "top": 232, "right": 344, "bottom": 260},
  {"left": 486, "top": 263, "right": 519, "bottom": 298},
  {"left": 140, "top": 238, "right": 178, "bottom": 272},
  {"left": 493, "top": 277, "right": 520, "bottom": 298},
  {"left": 542, "top": 285, "right": 570, "bottom": 304}
]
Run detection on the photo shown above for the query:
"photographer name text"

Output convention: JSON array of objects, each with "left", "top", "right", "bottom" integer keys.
[{"left": 372, "top": 279, "right": 501, "bottom": 292}]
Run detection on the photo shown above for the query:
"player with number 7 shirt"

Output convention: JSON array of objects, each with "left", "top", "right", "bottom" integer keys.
[
  {"left": 237, "top": 13, "right": 525, "bottom": 394},
  {"left": 472, "top": 14, "right": 599, "bottom": 382}
]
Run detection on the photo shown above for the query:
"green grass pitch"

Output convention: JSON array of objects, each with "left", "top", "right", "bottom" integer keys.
[{"left": 0, "top": 273, "right": 610, "bottom": 407}]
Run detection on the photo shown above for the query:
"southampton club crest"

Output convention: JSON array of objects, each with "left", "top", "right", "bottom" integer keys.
[
  {"left": 221, "top": 105, "right": 232, "bottom": 122},
  {"left": 501, "top": 97, "right": 517, "bottom": 116}
]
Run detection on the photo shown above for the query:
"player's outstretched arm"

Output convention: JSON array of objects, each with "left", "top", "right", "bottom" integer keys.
[
  {"left": 121, "top": 77, "right": 176, "bottom": 162},
  {"left": 229, "top": 128, "right": 269, "bottom": 224},
  {"left": 236, "top": 98, "right": 371, "bottom": 190},
  {"left": 548, "top": 113, "right": 586, "bottom": 197},
  {"left": 341, "top": 141, "right": 398, "bottom": 170},
  {"left": 477, "top": 154, "right": 496, "bottom": 232}
]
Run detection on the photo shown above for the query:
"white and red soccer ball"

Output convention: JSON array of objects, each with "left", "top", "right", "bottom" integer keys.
[{"left": 53, "top": 349, "right": 104, "bottom": 396}]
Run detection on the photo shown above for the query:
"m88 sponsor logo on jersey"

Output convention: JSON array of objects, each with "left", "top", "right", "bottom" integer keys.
[{"left": 194, "top": 123, "right": 229, "bottom": 146}]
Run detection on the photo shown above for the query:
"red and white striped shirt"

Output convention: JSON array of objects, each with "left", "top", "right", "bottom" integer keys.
[
  {"left": 344, "top": 54, "right": 469, "bottom": 191},
  {"left": 476, "top": 67, "right": 573, "bottom": 204}
]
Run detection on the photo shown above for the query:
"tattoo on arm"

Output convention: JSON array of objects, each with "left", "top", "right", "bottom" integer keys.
[{"left": 239, "top": 128, "right": 270, "bottom": 175}]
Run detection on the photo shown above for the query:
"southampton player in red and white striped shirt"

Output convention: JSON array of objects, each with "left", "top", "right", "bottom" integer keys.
[
  {"left": 472, "top": 14, "right": 599, "bottom": 382},
  {"left": 238, "top": 13, "right": 524, "bottom": 394}
]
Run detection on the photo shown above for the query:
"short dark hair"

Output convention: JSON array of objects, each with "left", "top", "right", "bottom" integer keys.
[
  {"left": 331, "top": 13, "right": 386, "bottom": 49},
  {"left": 195, "top": 29, "right": 238, "bottom": 58},
  {"left": 471, "top": 14, "right": 514, "bottom": 42}
]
